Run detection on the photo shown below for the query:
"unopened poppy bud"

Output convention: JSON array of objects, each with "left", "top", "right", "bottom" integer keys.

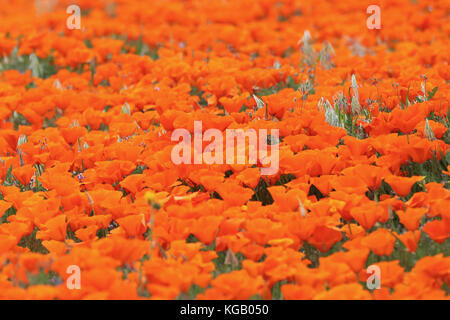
[{"left": 145, "top": 191, "right": 156, "bottom": 204}]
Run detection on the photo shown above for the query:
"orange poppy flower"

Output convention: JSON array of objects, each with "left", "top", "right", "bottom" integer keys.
[
  {"left": 361, "top": 229, "right": 396, "bottom": 256},
  {"left": 115, "top": 214, "right": 146, "bottom": 238},
  {"left": 396, "top": 207, "right": 428, "bottom": 231},
  {"left": 313, "top": 283, "right": 371, "bottom": 300},
  {"left": 216, "top": 180, "right": 254, "bottom": 207},
  {"left": 384, "top": 175, "right": 425, "bottom": 197},
  {"left": 36, "top": 215, "right": 68, "bottom": 242},
  {"left": 395, "top": 230, "right": 421, "bottom": 252},
  {"left": 423, "top": 220, "right": 449, "bottom": 244},
  {"left": 192, "top": 215, "right": 223, "bottom": 245},
  {"left": 11, "top": 164, "right": 35, "bottom": 186}
]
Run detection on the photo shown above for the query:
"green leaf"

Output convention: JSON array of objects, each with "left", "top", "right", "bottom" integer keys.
[{"left": 427, "top": 86, "right": 438, "bottom": 100}]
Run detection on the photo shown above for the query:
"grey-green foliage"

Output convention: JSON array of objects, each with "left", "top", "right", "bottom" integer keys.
[{"left": 0, "top": 46, "right": 57, "bottom": 79}]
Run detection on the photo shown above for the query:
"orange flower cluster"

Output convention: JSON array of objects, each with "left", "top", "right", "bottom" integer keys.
[{"left": 0, "top": 0, "right": 449, "bottom": 300}]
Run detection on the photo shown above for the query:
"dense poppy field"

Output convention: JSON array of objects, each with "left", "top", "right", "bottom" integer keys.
[{"left": 0, "top": 0, "right": 449, "bottom": 300}]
